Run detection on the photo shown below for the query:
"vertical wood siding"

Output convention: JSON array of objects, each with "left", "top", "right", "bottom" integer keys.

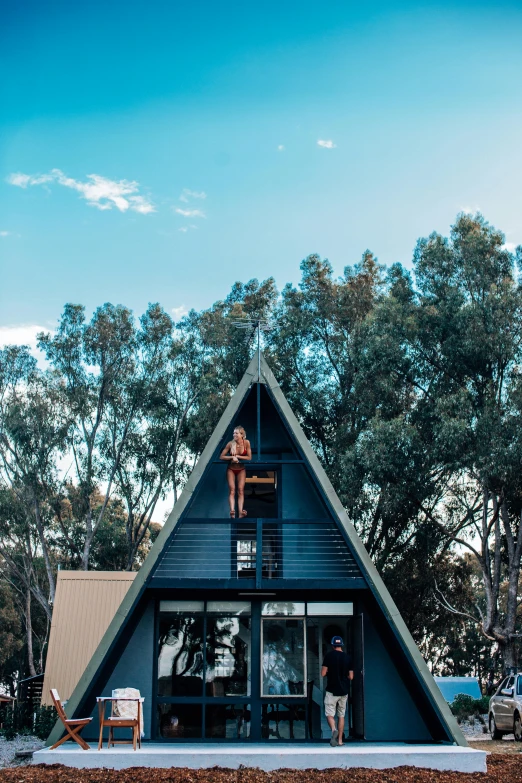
[{"left": 41, "top": 572, "right": 136, "bottom": 705}]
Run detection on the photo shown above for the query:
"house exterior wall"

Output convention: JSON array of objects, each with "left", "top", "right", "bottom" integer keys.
[
  {"left": 185, "top": 464, "right": 230, "bottom": 518},
  {"left": 361, "top": 602, "right": 432, "bottom": 741},
  {"left": 80, "top": 593, "right": 434, "bottom": 744},
  {"left": 281, "top": 464, "right": 329, "bottom": 518},
  {"left": 83, "top": 600, "right": 155, "bottom": 741}
]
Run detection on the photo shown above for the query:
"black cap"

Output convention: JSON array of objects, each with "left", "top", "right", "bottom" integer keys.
[{"left": 331, "top": 636, "right": 344, "bottom": 646}]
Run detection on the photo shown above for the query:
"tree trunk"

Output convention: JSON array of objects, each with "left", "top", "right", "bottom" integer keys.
[
  {"left": 499, "top": 637, "right": 518, "bottom": 675},
  {"left": 81, "top": 507, "right": 93, "bottom": 570},
  {"left": 26, "top": 587, "right": 36, "bottom": 677},
  {"left": 33, "top": 498, "right": 56, "bottom": 604}
]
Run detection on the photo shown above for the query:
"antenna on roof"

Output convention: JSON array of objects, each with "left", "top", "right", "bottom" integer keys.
[{"left": 232, "top": 318, "right": 272, "bottom": 461}]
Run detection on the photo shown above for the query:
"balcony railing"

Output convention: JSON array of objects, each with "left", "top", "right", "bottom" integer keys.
[{"left": 150, "top": 519, "right": 363, "bottom": 584}]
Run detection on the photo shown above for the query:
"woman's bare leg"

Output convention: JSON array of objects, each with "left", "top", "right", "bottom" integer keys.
[
  {"left": 237, "top": 469, "right": 247, "bottom": 516},
  {"left": 227, "top": 469, "right": 236, "bottom": 515}
]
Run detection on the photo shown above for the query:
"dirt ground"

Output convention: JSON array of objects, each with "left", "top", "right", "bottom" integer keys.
[
  {"left": 0, "top": 755, "right": 521, "bottom": 783},
  {"left": 469, "top": 738, "right": 521, "bottom": 754}
]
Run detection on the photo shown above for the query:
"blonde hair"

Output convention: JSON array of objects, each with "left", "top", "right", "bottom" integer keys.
[{"left": 230, "top": 426, "right": 246, "bottom": 456}]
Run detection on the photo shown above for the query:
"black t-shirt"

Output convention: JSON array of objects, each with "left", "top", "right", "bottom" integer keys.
[{"left": 322, "top": 649, "right": 353, "bottom": 696}]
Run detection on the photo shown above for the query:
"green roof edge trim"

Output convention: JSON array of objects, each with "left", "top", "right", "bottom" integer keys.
[{"left": 47, "top": 352, "right": 465, "bottom": 747}]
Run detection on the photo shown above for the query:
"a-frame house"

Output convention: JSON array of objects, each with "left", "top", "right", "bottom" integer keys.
[{"left": 48, "top": 354, "right": 464, "bottom": 746}]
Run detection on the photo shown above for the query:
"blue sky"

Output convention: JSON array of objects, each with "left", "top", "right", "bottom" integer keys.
[{"left": 2, "top": 0, "right": 522, "bottom": 343}]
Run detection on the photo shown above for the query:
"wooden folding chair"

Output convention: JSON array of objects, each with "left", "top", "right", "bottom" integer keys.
[{"left": 49, "top": 689, "right": 92, "bottom": 750}]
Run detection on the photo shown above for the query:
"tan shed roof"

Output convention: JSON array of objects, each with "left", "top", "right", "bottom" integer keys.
[{"left": 41, "top": 571, "right": 136, "bottom": 706}]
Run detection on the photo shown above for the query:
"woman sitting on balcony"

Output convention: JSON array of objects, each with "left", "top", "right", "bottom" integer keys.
[{"left": 220, "top": 426, "right": 252, "bottom": 518}]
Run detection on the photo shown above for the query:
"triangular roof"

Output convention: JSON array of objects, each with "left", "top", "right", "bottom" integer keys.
[{"left": 48, "top": 353, "right": 465, "bottom": 746}]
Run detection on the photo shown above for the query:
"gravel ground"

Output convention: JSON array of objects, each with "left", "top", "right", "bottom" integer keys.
[
  {"left": 0, "top": 756, "right": 521, "bottom": 783},
  {"left": 0, "top": 736, "right": 45, "bottom": 769},
  {"left": 459, "top": 717, "right": 490, "bottom": 741}
]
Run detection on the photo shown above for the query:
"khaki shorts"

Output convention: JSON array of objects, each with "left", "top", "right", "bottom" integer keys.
[{"left": 324, "top": 690, "right": 348, "bottom": 717}]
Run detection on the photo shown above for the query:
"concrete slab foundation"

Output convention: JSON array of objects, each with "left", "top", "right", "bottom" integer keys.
[{"left": 33, "top": 742, "right": 488, "bottom": 773}]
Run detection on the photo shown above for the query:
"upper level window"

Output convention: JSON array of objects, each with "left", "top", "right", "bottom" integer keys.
[{"left": 244, "top": 471, "right": 277, "bottom": 517}]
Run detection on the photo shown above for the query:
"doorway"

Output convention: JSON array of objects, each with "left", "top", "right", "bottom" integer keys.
[{"left": 305, "top": 615, "right": 361, "bottom": 740}]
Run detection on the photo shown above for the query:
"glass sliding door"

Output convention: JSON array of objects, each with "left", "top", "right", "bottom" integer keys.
[
  {"left": 206, "top": 704, "right": 251, "bottom": 739},
  {"left": 156, "top": 600, "right": 251, "bottom": 740}
]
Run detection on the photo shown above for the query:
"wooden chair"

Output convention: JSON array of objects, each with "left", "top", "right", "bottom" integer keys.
[
  {"left": 97, "top": 690, "right": 143, "bottom": 751},
  {"left": 49, "top": 689, "right": 92, "bottom": 750}
]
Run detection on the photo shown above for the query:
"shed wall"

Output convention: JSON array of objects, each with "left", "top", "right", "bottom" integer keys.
[{"left": 42, "top": 572, "right": 136, "bottom": 706}]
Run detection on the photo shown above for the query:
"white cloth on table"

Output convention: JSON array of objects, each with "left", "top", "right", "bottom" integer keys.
[{"left": 111, "top": 687, "right": 144, "bottom": 737}]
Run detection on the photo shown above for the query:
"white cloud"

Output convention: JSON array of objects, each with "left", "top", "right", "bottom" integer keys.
[
  {"left": 179, "top": 188, "right": 206, "bottom": 202},
  {"left": 7, "top": 168, "right": 155, "bottom": 214},
  {"left": 178, "top": 226, "right": 189, "bottom": 233},
  {"left": 7, "top": 172, "right": 53, "bottom": 188},
  {"left": 175, "top": 207, "right": 206, "bottom": 218},
  {"left": 171, "top": 305, "right": 188, "bottom": 319},
  {"left": 0, "top": 231, "right": 11, "bottom": 237},
  {"left": 317, "top": 139, "right": 336, "bottom": 149},
  {"left": 277, "top": 145, "right": 285, "bottom": 152},
  {"left": 502, "top": 242, "right": 518, "bottom": 252},
  {"left": 0, "top": 324, "right": 54, "bottom": 365},
  {"left": 459, "top": 205, "right": 481, "bottom": 215}
]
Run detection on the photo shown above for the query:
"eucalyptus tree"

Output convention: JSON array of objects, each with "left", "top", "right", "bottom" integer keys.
[
  {"left": 38, "top": 302, "right": 178, "bottom": 570},
  {"left": 267, "top": 224, "right": 522, "bottom": 673},
  {"left": 407, "top": 213, "right": 522, "bottom": 672},
  {"left": 266, "top": 251, "right": 423, "bottom": 569},
  {"left": 100, "top": 305, "right": 197, "bottom": 570},
  {"left": 0, "top": 346, "right": 70, "bottom": 605},
  {"left": 0, "top": 577, "right": 23, "bottom": 693},
  {"left": 267, "top": 251, "right": 385, "bottom": 470}
]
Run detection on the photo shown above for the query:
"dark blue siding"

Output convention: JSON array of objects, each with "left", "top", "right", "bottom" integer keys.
[
  {"left": 83, "top": 600, "right": 155, "bottom": 741},
  {"left": 362, "top": 604, "right": 432, "bottom": 741}
]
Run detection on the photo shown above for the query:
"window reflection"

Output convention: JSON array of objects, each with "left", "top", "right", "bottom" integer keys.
[
  {"left": 206, "top": 704, "right": 251, "bottom": 739},
  {"left": 262, "top": 618, "right": 305, "bottom": 696},
  {"left": 206, "top": 615, "right": 251, "bottom": 696},
  {"left": 157, "top": 703, "right": 202, "bottom": 739},
  {"left": 262, "top": 602, "right": 305, "bottom": 616},
  {"left": 261, "top": 703, "right": 306, "bottom": 739},
  {"left": 158, "top": 616, "right": 204, "bottom": 696}
]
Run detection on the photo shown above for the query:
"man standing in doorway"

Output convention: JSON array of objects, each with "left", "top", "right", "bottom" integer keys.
[{"left": 321, "top": 635, "right": 354, "bottom": 747}]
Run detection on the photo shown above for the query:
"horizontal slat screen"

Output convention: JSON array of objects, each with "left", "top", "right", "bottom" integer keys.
[
  {"left": 263, "top": 523, "right": 361, "bottom": 579},
  {"left": 151, "top": 520, "right": 362, "bottom": 581},
  {"left": 152, "top": 522, "right": 255, "bottom": 579}
]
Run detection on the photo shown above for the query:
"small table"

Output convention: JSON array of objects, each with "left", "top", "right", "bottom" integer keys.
[{"left": 96, "top": 696, "right": 144, "bottom": 750}]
